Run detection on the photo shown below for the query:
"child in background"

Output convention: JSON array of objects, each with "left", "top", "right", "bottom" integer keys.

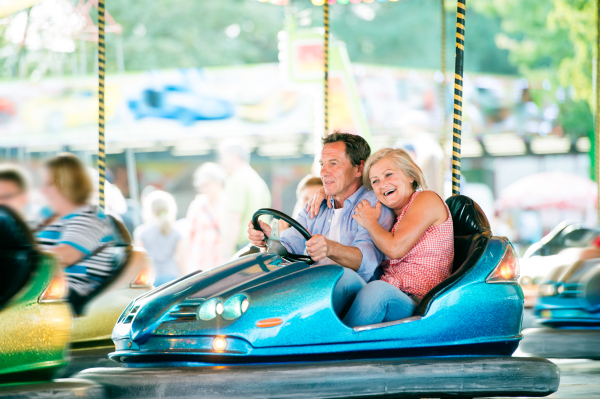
[{"left": 134, "top": 190, "right": 185, "bottom": 286}]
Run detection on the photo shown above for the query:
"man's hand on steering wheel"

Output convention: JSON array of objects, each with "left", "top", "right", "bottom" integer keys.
[
  {"left": 247, "top": 220, "right": 271, "bottom": 248},
  {"left": 248, "top": 209, "right": 317, "bottom": 265},
  {"left": 305, "top": 234, "right": 329, "bottom": 262}
]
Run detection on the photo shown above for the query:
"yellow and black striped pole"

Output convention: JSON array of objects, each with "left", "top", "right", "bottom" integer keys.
[
  {"left": 451, "top": 0, "right": 465, "bottom": 196},
  {"left": 323, "top": 1, "right": 330, "bottom": 136},
  {"left": 98, "top": 0, "right": 106, "bottom": 210}
]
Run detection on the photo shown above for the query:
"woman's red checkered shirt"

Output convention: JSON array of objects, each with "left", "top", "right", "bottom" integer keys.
[{"left": 380, "top": 191, "right": 454, "bottom": 298}]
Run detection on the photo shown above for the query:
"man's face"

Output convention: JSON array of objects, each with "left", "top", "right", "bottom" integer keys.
[
  {"left": 0, "top": 180, "right": 27, "bottom": 215},
  {"left": 319, "top": 142, "right": 363, "bottom": 199},
  {"left": 218, "top": 152, "right": 239, "bottom": 176}
]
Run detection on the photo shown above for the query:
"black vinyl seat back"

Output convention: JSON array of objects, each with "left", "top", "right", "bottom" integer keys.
[
  {"left": 0, "top": 205, "right": 39, "bottom": 310},
  {"left": 71, "top": 215, "right": 133, "bottom": 315},
  {"left": 415, "top": 195, "right": 492, "bottom": 316}
]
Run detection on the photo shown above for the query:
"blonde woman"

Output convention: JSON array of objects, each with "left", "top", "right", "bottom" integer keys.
[
  {"left": 309, "top": 148, "right": 453, "bottom": 326},
  {"left": 185, "top": 163, "right": 227, "bottom": 273},
  {"left": 134, "top": 190, "right": 185, "bottom": 286},
  {"left": 35, "top": 153, "right": 116, "bottom": 308}
]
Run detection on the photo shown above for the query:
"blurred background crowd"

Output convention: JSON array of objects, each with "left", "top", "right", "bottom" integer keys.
[{"left": 0, "top": 0, "right": 597, "bottom": 272}]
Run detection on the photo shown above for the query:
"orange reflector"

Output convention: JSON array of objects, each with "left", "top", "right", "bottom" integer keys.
[
  {"left": 256, "top": 318, "right": 283, "bottom": 328},
  {"left": 130, "top": 268, "right": 155, "bottom": 288},
  {"left": 486, "top": 245, "right": 519, "bottom": 284},
  {"left": 39, "top": 272, "right": 68, "bottom": 303}
]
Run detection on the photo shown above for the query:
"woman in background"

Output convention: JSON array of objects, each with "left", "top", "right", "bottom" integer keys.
[
  {"left": 185, "top": 163, "right": 227, "bottom": 273},
  {"left": 134, "top": 190, "right": 185, "bottom": 286}
]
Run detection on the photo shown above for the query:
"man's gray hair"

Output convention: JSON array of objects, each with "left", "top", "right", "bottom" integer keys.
[
  {"left": 194, "top": 162, "right": 226, "bottom": 188},
  {"left": 219, "top": 140, "right": 250, "bottom": 163}
]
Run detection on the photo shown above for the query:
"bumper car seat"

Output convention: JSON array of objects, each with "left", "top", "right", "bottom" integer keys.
[
  {"left": 416, "top": 195, "right": 492, "bottom": 316},
  {"left": 0, "top": 205, "right": 38, "bottom": 310}
]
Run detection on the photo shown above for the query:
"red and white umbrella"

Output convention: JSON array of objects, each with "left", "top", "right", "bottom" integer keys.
[{"left": 496, "top": 171, "right": 597, "bottom": 211}]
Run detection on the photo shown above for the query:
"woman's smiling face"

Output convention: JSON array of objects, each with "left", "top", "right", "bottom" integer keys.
[{"left": 369, "top": 157, "right": 415, "bottom": 213}]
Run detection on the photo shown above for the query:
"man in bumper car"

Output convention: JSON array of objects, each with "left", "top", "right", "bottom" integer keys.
[
  {"left": 248, "top": 132, "right": 395, "bottom": 316},
  {"left": 0, "top": 164, "right": 30, "bottom": 217}
]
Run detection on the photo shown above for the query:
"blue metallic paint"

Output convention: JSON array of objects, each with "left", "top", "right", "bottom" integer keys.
[{"left": 111, "top": 237, "right": 523, "bottom": 364}]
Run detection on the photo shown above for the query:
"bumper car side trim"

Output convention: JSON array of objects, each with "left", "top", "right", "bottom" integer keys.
[{"left": 353, "top": 316, "right": 421, "bottom": 332}]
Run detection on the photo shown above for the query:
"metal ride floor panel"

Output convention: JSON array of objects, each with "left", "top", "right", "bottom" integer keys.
[
  {"left": 490, "top": 359, "right": 600, "bottom": 399},
  {"left": 75, "top": 356, "right": 559, "bottom": 399},
  {"left": 0, "top": 378, "right": 105, "bottom": 399},
  {"left": 519, "top": 328, "right": 600, "bottom": 359}
]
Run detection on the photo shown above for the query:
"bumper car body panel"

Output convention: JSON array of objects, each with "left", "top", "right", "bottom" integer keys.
[
  {"left": 110, "top": 238, "right": 524, "bottom": 363},
  {"left": 0, "top": 254, "right": 72, "bottom": 380}
]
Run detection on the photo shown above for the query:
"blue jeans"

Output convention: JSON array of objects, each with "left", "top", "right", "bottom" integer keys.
[
  {"left": 332, "top": 268, "right": 367, "bottom": 317},
  {"left": 342, "top": 280, "right": 417, "bottom": 327}
]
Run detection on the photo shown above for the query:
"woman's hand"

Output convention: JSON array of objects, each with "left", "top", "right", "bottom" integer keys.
[
  {"left": 352, "top": 200, "right": 382, "bottom": 229},
  {"left": 307, "top": 187, "right": 332, "bottom": 219}
]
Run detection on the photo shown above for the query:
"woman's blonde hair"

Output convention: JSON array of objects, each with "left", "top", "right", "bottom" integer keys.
[
  {"left": 363, "top": 148, "right": 428, "bottom": 191},
  {"left": 45, "top": 153, "right": 93, "bottom": 205},
  {"left": 142, "top": 190, "right": 177, "bottom": 236}
]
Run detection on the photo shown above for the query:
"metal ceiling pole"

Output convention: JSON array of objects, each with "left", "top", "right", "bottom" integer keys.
[
  {"left": 451, "top": 0, "right": 466, "bottom": 196},
  {"left": 323, "top": 1, "right": 330, "bottom": 136},
  {"left": 98, "top": 0, "right": 106, "bottom": 210}
]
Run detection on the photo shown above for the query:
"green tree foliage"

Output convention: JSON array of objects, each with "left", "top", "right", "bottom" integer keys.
[
  {"left": 327, "top": 0, "right": 516, "bottom": 74},
  {"left": 106, "top": 0, "right": 284, "bottom": 72},
  {"left": 1, "top": 0, "right": 517, "bottom": 77},
  {"left": 106, "top": 0, "right": 516, "bottom": 74},
  {"left": 473, "top": 0, "right": 595, "bottom": 106}
]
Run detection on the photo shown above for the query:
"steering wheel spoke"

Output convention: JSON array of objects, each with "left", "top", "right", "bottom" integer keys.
[{"left": 252, "top": 208, "right": 315, "bottom": 265}]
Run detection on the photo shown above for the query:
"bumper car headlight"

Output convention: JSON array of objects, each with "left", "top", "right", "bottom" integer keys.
[
  {"left": 538, "top": 283, "right": 557, "bottom": 297},
  {"left": 222, "top": 295, "right": 249, "bottom": 320},
  {"left": 198, "top": 298, "right": 222, "bottom": 320}
]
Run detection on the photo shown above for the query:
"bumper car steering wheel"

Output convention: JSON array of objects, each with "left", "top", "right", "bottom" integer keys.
[{"left": 252, "top": 208, "right": 315, "bottom": 265}]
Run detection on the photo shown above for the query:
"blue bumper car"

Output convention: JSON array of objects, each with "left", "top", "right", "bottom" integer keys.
[
  {"left": 523, "top": 222, "right": 599, "bottom": 259},
  {"left": 519, "top": 256, "right": 600, "bottom": 359},
  {"left": 128, "top": 86, "right": 234, "bottom": 125},
  {"left": 78, "top": 196, "right": 559, "bottom": 398}
]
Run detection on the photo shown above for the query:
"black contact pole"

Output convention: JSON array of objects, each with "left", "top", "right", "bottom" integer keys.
[
  {"left": 323, "top": 1, "right": 330, "bottom": 136},
  {"left": 98, "top": 0, "right": 106, "bottom": 210}
]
